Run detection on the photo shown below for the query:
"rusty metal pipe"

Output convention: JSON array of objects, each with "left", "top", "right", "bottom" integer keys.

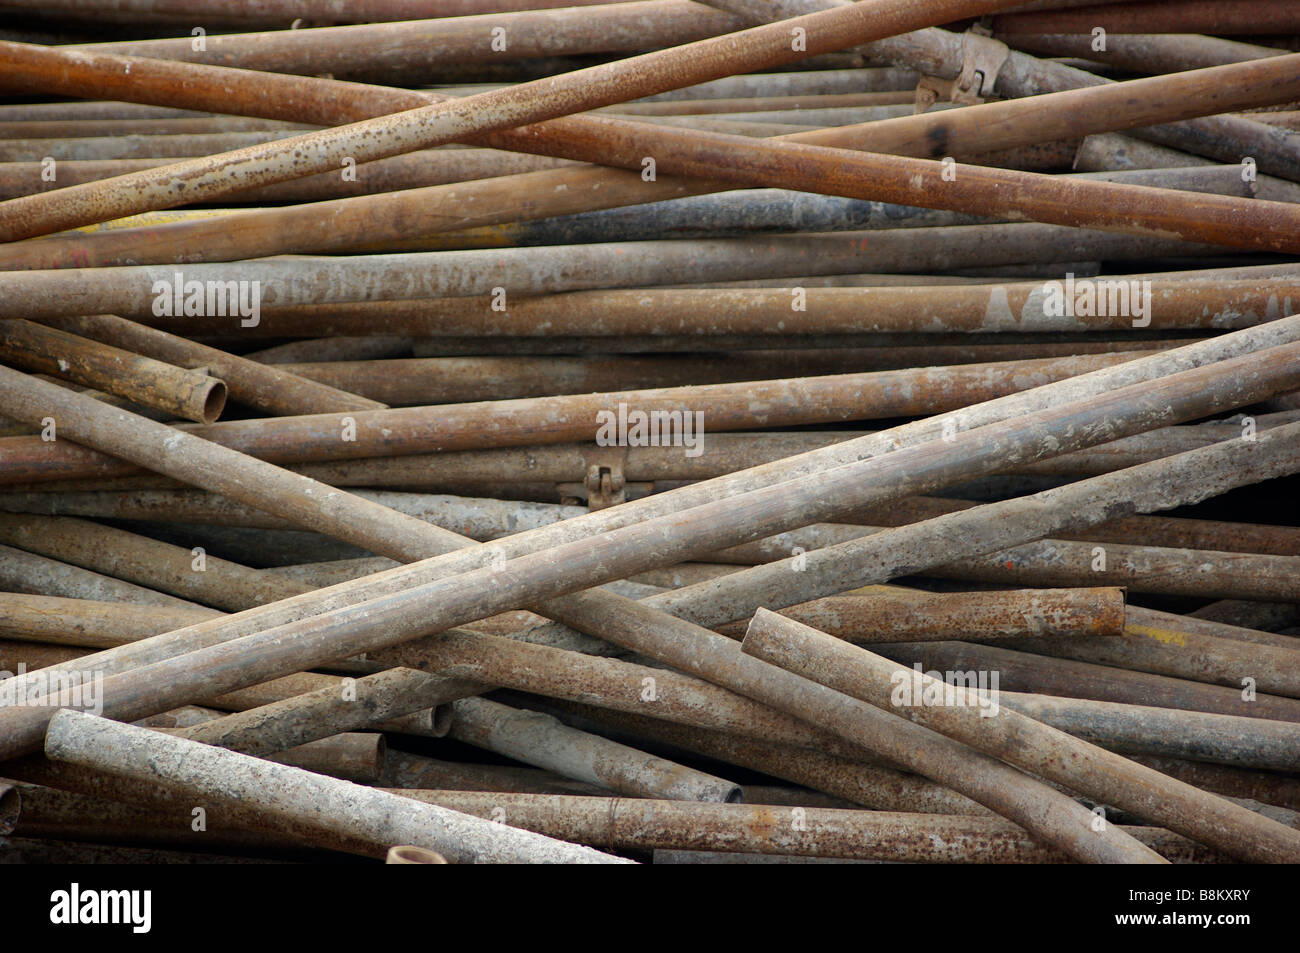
[
  {"left": 879, "top": 641, "right": 1300, "bottom": 724},
  {"left": 0, "top": 512, "right": 311, "bottom": 611},
  {"left": 71, "top": 1, "right": 746, "bottom": 76},
  {"left": 449, "top": 696, "right": 742, "bottom": 802},
  {"left": 742, "top": 608, "right": 1300, "bottom": 863},
  {"left": 0, "top": 543, "right": 210, "bottom": 610},
  {"left": 996, "top": 694, "right": 1300, "bottom": 772},
  {"left": 641, "top": 421, "right": 1300, "bottom": 634},
  {"left": 0, "top": 319, "right": 226, "bottom": 424},
  {"left": 366, "top": 624, "right": 848, "bottom": 753},
  {"left": 717, "top": 587, "right": 1127, "bottom": 643},
  {"left": 0, "top": 593, "right": 216, "bottom": 649},
  {"left": 8, "top": 319, "right": 1299, "bottom": 722},
  {"left": 43, "top": 709, "right": 630, "bottom": 863},
  {"left": 0, "top": 365, "right": 458, "bottom": 562},
  {"left": 41, "top": 313, "right": 384, "bottom": 415},
  {"left": 0, "top": 227, "right": 1230, "bottom": 315},
  {"left": 10, "top": 353, "right": 1297, "bottom": 860},
  {"left": 391, "top": 790, "right": 1212, "bottom": 863},
  {"left": 175, "top": 669, "right": 453, "bottom": 757},
  {"left": 6, "top": 0, "right": 624, "bottom": 22},
  {"left": 550, "top": 703, "right": 986, "bottom": 815},
  {"left": 0, "top": 352, "right": 1149, "bottom": 482},
  {"left": 0, "top": 0, "right": 1030, "bottom": 240},
  {"left": 212, "top": 279, "right": 1298, "bottom": 340},
  {"left": 992, "top": 1, "right": 1300, "bottom": 35}
]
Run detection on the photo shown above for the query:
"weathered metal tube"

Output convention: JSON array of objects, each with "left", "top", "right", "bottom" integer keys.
[
  {"left": 0, "top": 594, "right": 216, "bottom": 649},
  {"left": 391, "top": 790, "right": 1217, "bottom": 863},
  {"left": 0, "top": 0, "right": 1029, "bottom": 240},
  {"left": 6, "top": 320, "right": 1298, "bottom": 734},
  {"left": 449, "top": 697, "right": 742, "bottom": 803},
  {"left": 0, "top": 319, "right": 225, "bottom": 424},
  {"left": 715, "top": 587, "right": 1128, "bottom": 643},
  {"left": 996, "top": 694, "right": 1300, "bottom": 772},
  {"left": 206, "top": 280, "right": 1298, "bottom": 341},
  {"left": 878, "top": 641, "right": 1300, "bottom": 723},
  {"left": 0, "top": 228, "right": 1231, "bottom": 317},
  {"left": 0, "top": 544, "right": 209, "bottom": 610},
  {"left": 992, "top": 1, "right": 1300, "bottom": 35},
  {"left": 550, "top": 701, "right": 987, "bottom": 815},
  {"left": 41, "top": 314, "right": 383, "bottom": 415},
  {"left": 0, "top": 365, "right": 457, "bottom": 562},
  {"left": 15, "top": 356, "right": 1298, "bottom": 861},
  {"left": 43, "top": 709, "right": 631, "bottom": 863},
  {"left": 176, "top": 668, "right": 455, "bottom": 757},
  {"left": 0, "top": 513, "right": 309, "bottom": 611},
  {"left": 0, "top": 352, "right": 1153, "bottom": 482},
  {"left": 742, "top": 608, "right": 1300, "bottom": 863}
]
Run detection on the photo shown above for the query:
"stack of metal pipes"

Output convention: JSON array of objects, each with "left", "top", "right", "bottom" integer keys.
[{"left": 0, "top": 0, "right": 1295, "bottom": 866}]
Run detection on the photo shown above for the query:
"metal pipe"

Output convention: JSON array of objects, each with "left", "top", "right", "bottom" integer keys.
[
  {"left": 878, "top": 641, "right": 1300, "bottom": 724},
  {"left": 0, "top": 593, "right": 215, "bottom": 648},
  {"left": 3, "top": 27, "right": 1296, "bottom": 260},
  {"left": 390, "top": 790, "right": 1215, "bottom": 863},
  {"left": 0, "top": 543, "right": 210, "bottom": 610},
  {"left": 0, "top": 352, "right": 1148, "bottom": 481},
  {"left": 13, "top": 353, "right": 1297, "bottom": 860},
  {"left": 993, "top": 1, "right": 1300, "bottom": 35},
  {"left": 569, "top": 703, "right": 990, "bottom": 815},
  {"left": 742, "top": 608, "right": 1300, "bottom": 863},
  {"left": 0, "top": 513, "right": 309, "bottom": 611},
  {"left": 43, "top": 709, "right": 630, "bottom": 863},
  {"left": 8, "top": 319, "right": 1299, "bottom": 727},
  {"left": 0, "top": 319, "right": 226, "bottom": 424},
  {"left": 263, "top": 732, "right": 385, "bottom": 784},
  {"left": 0, "top": 0, "right": 1030, "bottom": 240},
  {"left": 449, "top": 697, "right": 742, "bottom": 802},
  {"left": 189, "top": 279, "right": 1296, "bottom": 340},
  {"left": 175, "top": 668, "right": 455, "bottom": 757},
  {"left": 996, "top": 694, "right": 1300, "bottom": 772},
  {"left": 71, "top": 1, "right": 746, "bottom": 76},
  {"left": 713, "top": 0, "right": 1300, "bottom": 180},
  {"left": 0, "top": 229, "right": 1231, "bottom": 316},
  {"left": 0, "top": 365, "right": 458, "bottom": 562},
  {"left": 715, "top": 587, "right": 1127, "bottom": 643},
  {"left": 366, "top": 625, "right": 847, "bottom": 753},
  {"left": 41, "top": 313, "right": 384, "bottom": 415}
]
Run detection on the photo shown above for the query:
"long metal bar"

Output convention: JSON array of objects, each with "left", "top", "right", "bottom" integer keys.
[
  {"left": 9, "top": 349, "right": 1300, "bottom": 860},
  {"left": 9, "top": 318, "right": 1300, "bottom": 712},
  {"left": 741, "top": 608, "right": 1300, "bottom": 863},
  {"left": 0, "top": 0, "right": 1028, "bottom": 240},
  {"left": 43, "top": 709, "right": 630, "bottom": 864}
]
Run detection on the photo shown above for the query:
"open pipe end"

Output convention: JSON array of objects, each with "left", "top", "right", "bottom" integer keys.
[
  {"left": 429, "top": 703, "right": 454, "bottom": 739},
  {"left": 0, "top": 782, "right": 20, "bottom": 835},
  {"left": 199, "top": 377, "right": 228, "bottom": 424},
  {"left": 386, "top": 844, "right": 448, "bottom": 864}
]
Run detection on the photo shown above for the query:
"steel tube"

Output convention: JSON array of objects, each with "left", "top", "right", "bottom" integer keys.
[
  {"left": 448, "top": 697, "right": 742, "bottom": 802},
  {"left": 8, "top": 319, "right": 1299, "bottom": 722},
  {"left": 0, "top": 0, "right": 1029, "bottom": 241},
  {"left": 743, "top": 608, "right": 1300, "bottom": 863},
  {"left": 391, "top": 790, "right": 1214, "bottom": 863},
  {"left": 11, "top": 354, "right": 1298, "bottom": 860},
  {"left": 0, "top": 319, "right": 226, "bottom": 424},
  {"left": 41, "top": 313, "right": 384, "bottom": 415},
  {"left": 43, "top": 709, "right": 628, "bottom": 863},
  {"left": 0, "top": 352, "right": 1147, "bottom": 481}
]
